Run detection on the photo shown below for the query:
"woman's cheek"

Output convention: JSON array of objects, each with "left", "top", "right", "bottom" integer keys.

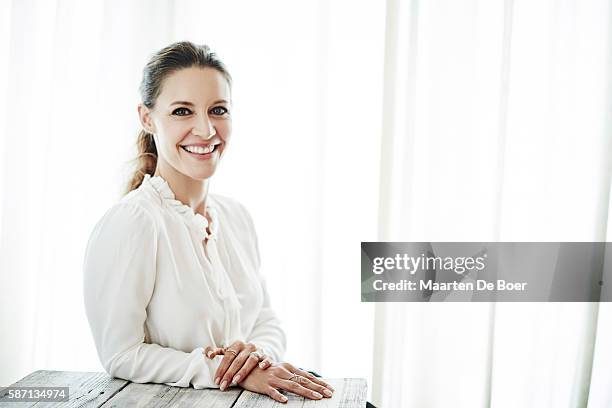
[{"left": 220, "top": 124, "right": 232, "bottom": 144}]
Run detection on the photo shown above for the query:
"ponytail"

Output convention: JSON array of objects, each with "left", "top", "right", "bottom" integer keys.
[{"left": 125, "top": 130, "right": 158, "bottom": 194}]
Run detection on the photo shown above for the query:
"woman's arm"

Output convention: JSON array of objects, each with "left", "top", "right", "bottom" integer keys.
[
  {"left": 246, "top": 271, "right": 287, "bottom": 363},
  {"left": 239, "top": 202, "right": 287, "bottom": 362},
  {"left": 83, "top": 202, "right": 218, "bottom": 388},
  {"left": 208, "top": 200, "right": 287, "bottom": 388},
  {"left": 211, "top": 285, "right": 286, "bottom": 390},
  {"left": 210, "top": 273, "right": 286, "bottom": 389}
]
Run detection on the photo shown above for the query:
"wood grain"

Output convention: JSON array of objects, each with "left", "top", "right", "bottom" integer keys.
[
  {"left": 103, "top": 382, "right": 241, "bottom": 407},
  {"left": 1, "top": 371, "right": 366, "bottom": 407},
  {"left": 0, "top": 370, "right": 128, "bottom": 407}
]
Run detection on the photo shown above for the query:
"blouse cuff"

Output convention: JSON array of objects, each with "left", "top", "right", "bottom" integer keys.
[{"left": 163, "top": 347, "right": 218, "bottom": 389}]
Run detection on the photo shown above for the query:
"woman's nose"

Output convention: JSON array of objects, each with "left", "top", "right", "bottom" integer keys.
[{"left": 193, "top": 115, "right": 216, "bottom": 139}]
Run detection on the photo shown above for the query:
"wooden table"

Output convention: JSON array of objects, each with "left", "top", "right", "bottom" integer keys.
[{"left": 0, "top": 370, "right": 367, "bottom": 407}]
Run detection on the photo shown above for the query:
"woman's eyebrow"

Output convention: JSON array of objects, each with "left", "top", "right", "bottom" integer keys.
[
  {"left": 170, "top": 101, "right": 194, "bottom": 106},
  {"left": 169, "top": 99, "right": 229, "bottom": 106}
]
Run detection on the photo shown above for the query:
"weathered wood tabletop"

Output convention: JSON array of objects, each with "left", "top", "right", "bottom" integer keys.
[{"left": 0, "top": 371, "right": 367, "bottom": 407}]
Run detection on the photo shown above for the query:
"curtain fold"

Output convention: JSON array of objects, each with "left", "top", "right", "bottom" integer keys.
[{"left": 373, "top": 0, "right": 612, "bottom": 407}]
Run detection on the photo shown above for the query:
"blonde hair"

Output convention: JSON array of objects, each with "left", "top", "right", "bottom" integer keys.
[{"left": 125, "top": 41, "right": 232, "bottom": 194}]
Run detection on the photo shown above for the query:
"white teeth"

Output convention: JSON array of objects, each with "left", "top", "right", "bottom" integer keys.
[{"left": 184, "top": 145, "right": 215, "bottom": 154}]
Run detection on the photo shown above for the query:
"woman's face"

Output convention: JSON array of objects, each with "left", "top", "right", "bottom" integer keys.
[{"left": 139, "top": 67, "right": 232, "bottom": 182}]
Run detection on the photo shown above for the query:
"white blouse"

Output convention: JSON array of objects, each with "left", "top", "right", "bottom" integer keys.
[{"left": 83, "top": 173, "right": 286, "bottom": 389}]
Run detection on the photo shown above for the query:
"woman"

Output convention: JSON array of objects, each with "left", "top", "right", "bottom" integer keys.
[{"left": 83, "top": 41, "right": 334, "bottom": 404}]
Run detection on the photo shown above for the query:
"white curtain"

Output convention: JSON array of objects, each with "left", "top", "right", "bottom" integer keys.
[
  {"left": 0, "top": 1, "right": 610, "bottom": 407},
  {"left": 373, "top": 0, "right": 612, "bottom": 407}
]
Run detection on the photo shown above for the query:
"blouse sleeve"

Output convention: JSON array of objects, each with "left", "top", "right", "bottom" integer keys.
[
  {"left": 239, "top": 204, "right": 287, "bottom": 362},
  {"left": 83, "top": 202, "right": 218, "bottom": 388}
]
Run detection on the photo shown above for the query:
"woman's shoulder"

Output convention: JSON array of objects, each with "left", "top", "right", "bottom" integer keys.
[
  {"left": 209, "top": 193, "right": 247, "bottom": 213},
  {"left": 120, "top": 178, "right": 166, "bottom": 214},
  {"left": 84, "top": 200, "right": 158, "bottom": 266},
  {"left": 209, "top": 193, "right": 256, "bottom": 231},
  {"left": 83, "top": 193, "right": 159, "bottom": 283},
  {"left": 90, "top": 200, "right": 158, "bottom": 240},
  {"left": 209, "top": 193, "right": 253, "bottom": 218},
  {"left": 89, "top": 181, "right": 164, "bottom": 239}
]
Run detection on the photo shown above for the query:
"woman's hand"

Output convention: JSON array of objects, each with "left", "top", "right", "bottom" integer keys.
[
  {"left": 237, "top": 361, "right": 335, "bottom": 403},
  {"left": 203, "top": 341, "right": 273, "bottom": 390}
]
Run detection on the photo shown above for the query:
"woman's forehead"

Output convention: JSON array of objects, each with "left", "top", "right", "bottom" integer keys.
[{"left": 158, "top": 67, "right": 230, "bottom": 105}]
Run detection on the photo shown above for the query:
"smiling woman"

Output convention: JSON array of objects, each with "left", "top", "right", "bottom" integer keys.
[
  {"left": 138, "top": 65, "right": 231, "bottom": 209},
  {"left": 82, "top": 41, "right": 335, "bottom": 404}
]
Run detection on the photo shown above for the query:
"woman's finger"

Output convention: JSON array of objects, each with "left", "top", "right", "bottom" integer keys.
[
  {"left": 258, "top": 356, "right": 273, "bottom": 369},
  {"left": 291, "top": 366, "right": 335, "bottom": 393},
  {"left": 283, "top": 372, "right": 333, "bottom": 398},
  {"left": 215, "top": 343, "right": 243, "bottom": 388},
  {"left": 222, "top": 348, "right": 253, "bottom": 387},
  {"left": 229, "top": 351, "right": 261, "bottom": 385},
  {"left": 275, "top": 378, "right": 324, "bottom": 400},
  {"left": 203, "top": 346, "right": 214, "bottom": 359},
  {"left": 267, "top": 388, "right": 288, "bottom": 403},
  {"left": 203, "top": 346, "right": 224, "bottom": 359},
  {"left": 280, "top": 362, "right": 334, "bottom": 392}
]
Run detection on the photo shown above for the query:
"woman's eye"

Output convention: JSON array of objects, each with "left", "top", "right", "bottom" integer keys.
[
  {"left": 211, "top": 106, "right": 229, "bottom": 116},
  {"left": 172, "top": 107, "right": 192, "bottom": 116}
]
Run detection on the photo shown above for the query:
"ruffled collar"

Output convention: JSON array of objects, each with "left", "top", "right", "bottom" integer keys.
[{"left": 143, "top": 173, "right": 218, "bottom": 241}]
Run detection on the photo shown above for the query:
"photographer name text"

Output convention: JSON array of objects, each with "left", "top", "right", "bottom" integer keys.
[{"left": 373, "top": 279, "right": 527, "bottom": 292}]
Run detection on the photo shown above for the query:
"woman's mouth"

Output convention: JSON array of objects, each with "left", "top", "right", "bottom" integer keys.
[{"left": 180, "top": 143, "right": 220, "bottom": 160}]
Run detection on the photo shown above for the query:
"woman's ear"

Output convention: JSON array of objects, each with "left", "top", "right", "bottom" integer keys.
[{"left": 137, "top": 104, "right": 155, "bottom": 134}]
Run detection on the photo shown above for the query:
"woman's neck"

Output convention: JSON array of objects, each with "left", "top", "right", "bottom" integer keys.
[{"left": 153, "top": 162, "right": 210, "bottom": 218}]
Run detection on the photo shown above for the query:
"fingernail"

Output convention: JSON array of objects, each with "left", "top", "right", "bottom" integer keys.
[
  {"left": 323, "top": 389, "right": 332, "bottom": 397},
  {"left": 312, "top": 391, "right": 322, "bottom": 399},
  {"left": 259, "top": 362, "right": 266, "bottom": 368},
  {"left": 281, "top": 395, "right": 288, "bottom": 402},
  {"left": 232, "top": 374, "right": 241, "bottom": 384},
  {"left": 220, "top": 380, "right": 227, "bottom": 390},
  {"left": 215, "top": 377, "right": 220, "bottom": 385},
  {"left": 207, "top": 351, "right": 213, "bottom": 358}
]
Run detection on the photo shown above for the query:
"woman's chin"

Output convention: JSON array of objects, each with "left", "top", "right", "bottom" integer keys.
[
  {"left": 177, "top": 147, "right": 222, "bottom": 181},
  {"left": 185, "top": 166, "right": 217, "bottom": 181}
]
